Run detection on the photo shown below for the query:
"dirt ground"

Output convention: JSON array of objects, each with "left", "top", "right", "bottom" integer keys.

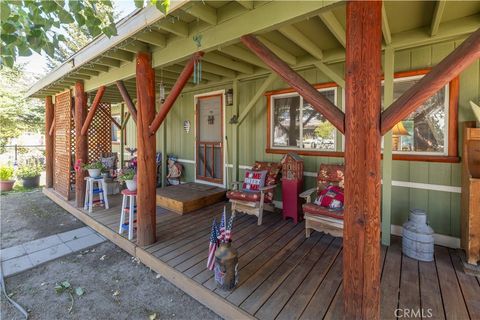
[
  {"left": 0, "top": 190, "right": 84, "bottom": 248},
  {"left": 1, "top": 242, "right": 222, "bottom": 320}
]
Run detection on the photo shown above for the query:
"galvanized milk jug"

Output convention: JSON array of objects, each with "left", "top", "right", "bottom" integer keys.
[
  {"left": 214, "top": 242, "right": 238, "bottom": 290},
  {"left": 402, "top": 209, "right": 434, "bottom": 262}
]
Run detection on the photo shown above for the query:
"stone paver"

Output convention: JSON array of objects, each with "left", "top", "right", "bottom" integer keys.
[
  {"left": 0, "top": 244, "right": 27, "bottom": 262},
  {"left": 65, "top": 233, "right": 104, "bottom": 252},
  {"left": 28, "top": 243, "right": 73, "bottom": 265},
  {"left": 57, "top": 226, "right": 94, "bottom": 242},
  {"left": 22, "top": 235, "right": 63, "bottom": 254},
  {"left": 2, "top": 255, "right": 33, "bottom": 276}
]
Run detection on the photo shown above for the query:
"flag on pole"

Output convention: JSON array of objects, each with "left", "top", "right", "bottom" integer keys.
[
  {"left": 225, "top": 214, "right": 234, "bottom": 242},
  {"left": 218, "top": 207, "right": 227, "bottom": 242},
  {"left": 207, "top": 219, "right": 218, "bottom": 270}
]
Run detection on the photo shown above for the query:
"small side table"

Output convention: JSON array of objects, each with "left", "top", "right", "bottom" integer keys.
[
  {"left": 119, "top": 189, "right": 137, "bottom": 240},
  {"left": 84, "top": 177, "right": 109, "bottom": 213}
]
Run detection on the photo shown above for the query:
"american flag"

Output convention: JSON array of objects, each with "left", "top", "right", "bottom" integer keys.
[
  {"left": 207, "top": 219, "right": 218, "bottom": 270},
  {"left": 225, "top": 214, "right": 234, "bottom": 242},
  {"left": 218, "top": 208, "right": 227, "bottom": 242}
]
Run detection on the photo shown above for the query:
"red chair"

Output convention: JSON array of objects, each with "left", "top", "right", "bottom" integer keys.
[
  {"left": 227, "top": 161, "right": 282, "bottom": 225},
  {"left": 299, "top": 164, "right": 344, "bottom": 238}
]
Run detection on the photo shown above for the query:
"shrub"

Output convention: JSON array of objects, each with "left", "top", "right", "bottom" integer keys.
[
  {"left": 82, "top": 161, "right": 105, "bottom": 170},
  {"left": 0, "top": 166, "right": 14, "bottom": 181},
  {"left": 16, "top": 162, "right": 43, "bottom": 179},
  {"left": 117, "top": 168, "right": 136, "bottom": 182}
]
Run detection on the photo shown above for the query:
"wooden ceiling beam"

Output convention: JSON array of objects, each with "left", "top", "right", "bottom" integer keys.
[
  {"left": 257, "top": 36, "right": 297, "bottom": 65},
  {"left": 68, "top": 74, "right": 91, "bottom": 80},
  {"left": 279, "top": 24, "right": 324, "bottom": 60},
  {"left": 95, "top": 57, "right": 122, "bottom": 68},
  {"left": 431, "top": 0, "right": 446, "bottom": 37},
  {"left": 83, "top": 64, "right": 109, "bottom": 72},
  {"left": 382, "top": 4, "right": 392, "bottom": 45},
  {"left": 134, "top": 31, "right": 166, "bottom": 48},
  {"left": 184, "top": 3, "right": 217, "bottom": 25},
  {"left": 319, "top": 11, "right": 346, "bottom": 48},
  {"left": 104, "top": 49, "right": 134, "bottom": 62},
  {"left": 220, "top": 45, "right": 266, "bottom": 68},
  {"left": 155, "top": 19, "right": 188, "bottom": 38},
  {"left": 201, "top": 61, "right": 237, "bottom": 78},
  {"left": 120, "top": 40, "right": 150, "bottom": 53},
  {"left": 76, "top": 69, "right": 100, "bottom": 76},
  {"left": 203, "top": 52, "right": 254, "bottom": 74},
  {"left": 236, "top": 1, "right": 253, "bottom": 10},
  {"left": 314, "top": 62, "right": 345, "bottom": 88},
  {"left": 116, "top": 80, "right": 137, "bottom": 123},
  {"left": 163, "top": 65, "right": 222, "bottom": 81}
]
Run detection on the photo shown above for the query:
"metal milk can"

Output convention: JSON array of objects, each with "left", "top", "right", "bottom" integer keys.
[
  {"left": 214, "top": 242, "right": 238, "bottom": 290},
  {"left": 402, "top": 209, "right": 435, "bottom": 262}
]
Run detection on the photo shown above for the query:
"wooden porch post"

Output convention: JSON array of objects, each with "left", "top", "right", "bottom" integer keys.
[
  {"left": 136, "top": 52, "right": 157, "bottom": 246},
  {"left": 343, "top": 1, "right": 382, "bottom": 319},
  {"left": 120, "top": 103, "right": 125, "bottom": 167},
  {"left": 75, "top": 82, "right": 88, "bottom": 207},
  {"left": 45, "top": 96, "right": 54, "bottom": 188}
]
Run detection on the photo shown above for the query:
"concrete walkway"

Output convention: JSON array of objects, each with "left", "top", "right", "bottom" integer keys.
[{"left": 1, "top": 227, "right": 105, "bottom": 277}]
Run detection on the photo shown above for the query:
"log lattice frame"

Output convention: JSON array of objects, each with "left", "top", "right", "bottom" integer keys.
[
  {"left": 87, "top": 102, "right": 112, "bottom": 162},
  {"left": 53, "top": 90, "right": 72, "bottom": 200}
]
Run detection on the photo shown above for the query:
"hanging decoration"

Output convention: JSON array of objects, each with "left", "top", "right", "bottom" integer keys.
[
  {"left": 183, "top": 120, "right": 191, "bottom": 133},
  {"left": 193, "top": 33, "right": 203, "bottom": 85},
  {"left": 159, "top": 69, "right": 166, "bottom": 103}
]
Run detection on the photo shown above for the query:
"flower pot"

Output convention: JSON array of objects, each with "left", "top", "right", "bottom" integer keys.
[
  {"left": 88, "top": 168, "right": 101, "bottom": 178},
  {"left": 21, "top": 175, "right": 40, "bottom": 188},
  {"left": 0, "top": 180, "right": 15, "bottom": 192},
  {"left": 125, "top": 180, "right": 137, "bottom": 191}
]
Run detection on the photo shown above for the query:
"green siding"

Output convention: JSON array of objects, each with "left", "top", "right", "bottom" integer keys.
[{"left": 110, "top": 37, "right": 479, "bottom": 238}]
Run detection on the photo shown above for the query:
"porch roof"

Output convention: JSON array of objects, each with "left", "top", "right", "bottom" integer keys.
[{"left": 28, "top": 0, "right": 480, "bottom": 102}]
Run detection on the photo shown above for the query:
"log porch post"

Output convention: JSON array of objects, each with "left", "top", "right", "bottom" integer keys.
[
  {"left": 136, "top": 52, "right": 157, "bottom": 246},
  {"left": 343, "top": 1, "right": 382, "bottom": 319},
  {"left": 45, "top": 96, "right": 54, "bottom": 188},
  {"left": 75, "top": 82, "right": 88, "bottom": 207}
]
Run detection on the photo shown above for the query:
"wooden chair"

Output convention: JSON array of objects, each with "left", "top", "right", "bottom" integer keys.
[
  {"left": 227, "top": 161, "right": 282, "bottom": 225},
  {"left": 99, "top": 152, "right": 118, "bottom": 174},
  {"left": 299, "top": 164, "right": 345, "bottom": 238}
]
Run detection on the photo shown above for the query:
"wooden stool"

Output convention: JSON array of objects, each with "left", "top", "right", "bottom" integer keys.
[
  {"left": 119, "top": 189, "right": 137, "bottom": 240},
  {"left": 84, "top": 177, "right": 109, "bottom": 213}
]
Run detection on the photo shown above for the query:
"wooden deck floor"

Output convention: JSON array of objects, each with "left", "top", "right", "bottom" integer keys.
[{"left": 44, "top": 188, "right": 480, "bottom": 320}]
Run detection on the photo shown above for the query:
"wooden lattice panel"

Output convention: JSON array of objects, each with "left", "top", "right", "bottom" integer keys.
[
  {"left": 54, "top": 91, "right": 72, "bottom": 200},
  {"left": 88, "top": 102, "right": 112, "bottom": 162}
]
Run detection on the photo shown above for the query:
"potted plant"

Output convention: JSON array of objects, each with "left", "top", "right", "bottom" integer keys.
[
  {"left": 0, "top": 165, "right": 15, "bottom": 191},
  {"left": 82, "top": 161, "right": 104, "bottom": 178},
  {"left": 16, "top": 162, "right": 43, "bottom": 188},
  {"left": 118, "top": 168, "right": 136, "bottom": 191}
]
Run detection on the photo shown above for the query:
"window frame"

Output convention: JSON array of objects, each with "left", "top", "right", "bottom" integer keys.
[
  {"left": 264, "top": 70, "right": 459, "bottom": 163},
  {"left": 266, "top": 82, "right": 343, "bottom": 157},
  {"left": 111, "top": 114, "right": 125, "bottom": 144}
]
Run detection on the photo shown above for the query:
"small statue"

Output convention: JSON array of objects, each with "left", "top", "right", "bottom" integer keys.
[{"left": 166, "top": 155, "right": 182, "bottom": 185}]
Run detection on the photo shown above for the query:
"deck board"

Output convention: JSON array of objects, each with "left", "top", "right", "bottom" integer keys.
[{"left": 42, "top": 188, "right": 480, "bottom": 320}]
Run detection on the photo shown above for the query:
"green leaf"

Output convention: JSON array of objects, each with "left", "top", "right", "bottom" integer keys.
[
  {"left": 0, "top": 3, "right": 11, "bottom": 21},
  {"left": 58, "top": 10, "right": 74, "bottom": 24},
  {"left": 74, "top": 12, "right": 85, "bottom": 26},
  {"left": 155, "top": 0, "right": 170, "bottom": 14},
  {"left": 1, "top": 34, "right": 17, "bottom": 45},
  {"left": 75, "top": 287, "right": 85, "bottom": 296},
  {"left": 41, "top": 1, "right": 57, "bottom": 13},
  {"left": 1, "top": 56, "right": 14, "bottom": 68},
  {"left": 54, "top": 284, "right": 65, "bottom": 294},
  {"left": 61, "top": 281, "right": 71, "bottom": 289},
  {"left": 2, "top": 22, "right": 16, "bottom": 34},
  {"left": 134, "top": 0, "right": 144, "bottom": 8},
  {"left": 103, "top": 24, "right": 117, "bottom": 37},
  {"left": 18, "top": 43, "right": 32, "bottom": 56}
]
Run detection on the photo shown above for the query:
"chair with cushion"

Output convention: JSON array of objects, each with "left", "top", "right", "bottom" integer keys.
[
  {"left": 299, "top": 164, "right": 345, "bottom": 238},
  {"left": 227, "top": 161, "right": 282, "bottom": 225}
]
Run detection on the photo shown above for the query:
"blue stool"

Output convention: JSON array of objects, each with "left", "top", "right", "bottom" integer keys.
[{"left": 84, "top": 176, "right": 109, "bottom": 213}]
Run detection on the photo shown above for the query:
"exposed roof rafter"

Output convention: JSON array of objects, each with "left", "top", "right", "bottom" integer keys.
[
  {"left": 431, "top": 0, "right": 446, "bottom": 37},
  {"left": 104, "top": 49, "right": 134, "bottom": 62},
  {"left": 203, "top": 52, "right": 254, "bottom": 74},
  {"left": 155, "top": 19, "right": 189, "bottom": 38},
  {"left": 382, "top": 4, "right": 392, "bottom": 45},
  {"left": 236, "top": 1, "right": 253, "bottom": 10},
  {"left": 184, "top": 3, "right": 217, "bottom": 25},
  {"left": 319, "top": 11, "right": 346, "bottom": 48},
  {"left": 120, "top": 40, "right": 150, "bottom": 53},
  {"left": 134, "top": 30, "right": 166, "bottom": 48},
  {"left": 257, "top": 36, "right": 297, "bottom": 65},
  {"left": 279, "top": 24, "right": 323, "bottom": 60},
  {"left": 220, "top": 45, "right": 266, "bottom": 68}
]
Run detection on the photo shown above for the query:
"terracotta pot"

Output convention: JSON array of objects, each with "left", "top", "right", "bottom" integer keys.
[
  {"left": 0, "top": 180, "right": 15, "bottom": 192},
  {"left": 125, "top": 180, "right": 137, "bottom": 191},
  {"left": 21, "top": 175, "right": 40, "bottom": 188}
]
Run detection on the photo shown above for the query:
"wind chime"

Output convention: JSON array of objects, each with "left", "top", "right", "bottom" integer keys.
[
  {"left": 193, "top": 32, "right": 203, "bottom": 85},
  {"left": 159, "top": 69, "right": 165, "bottom": 104}
]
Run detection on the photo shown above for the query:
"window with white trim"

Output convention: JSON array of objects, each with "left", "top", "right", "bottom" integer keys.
[
  {"left": 270, "top": 88, "right": 338, "bottom": 151},
  {"left": 111, "top": 114, "right": 121, "bottom": 143}
]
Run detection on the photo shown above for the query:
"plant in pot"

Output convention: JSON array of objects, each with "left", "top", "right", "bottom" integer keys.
[
  {"left": 82, "top": 161, "right": 105, "bottom": 178},
  {"left": 0, "top": 165, "right": 15, "bottom": 191},
  {"left": 118, "top": 168, "right": 137, "bottom": 191},
  {"left": 16, "top": 161, "right": 43, "bottom": 188}
]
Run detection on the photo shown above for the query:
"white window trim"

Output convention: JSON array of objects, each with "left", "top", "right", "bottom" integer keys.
[
  {"left": 382, "top": 74, "right": 450, "bottom": 156},
  {"left": 111, "top": 114, "right": 121, "bottom": 143},
  {"left": 269, "top": 87, "right": 338, "bottom": 152}
]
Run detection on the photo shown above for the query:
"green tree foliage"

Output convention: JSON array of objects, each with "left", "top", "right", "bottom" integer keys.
[
  {"left": 0, "top": 66, "right": 43, "bottom": 151},
  {"left": 1, "top": 0, "right": 170, "bottom": 68},
  {"left": 314, "top": 121, "right": 335, "bottom": 139}
]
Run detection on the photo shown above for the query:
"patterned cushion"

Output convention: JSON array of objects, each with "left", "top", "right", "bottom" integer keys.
[
  {"left": 314, "top": 185, "right": 344, "bottom": 209},
  {"left": 226, "top": 190, "right": 273, "bottom": 203},
  {"left": 317, "top": 164, "right": 345, "bottom": 194},
  {"left": 303, "top": 203, "right": 344, "bottom": 220},
  {"left": 251, "top": 161, "right": 282, "bottom": 202},
  {"left": 242, "top": 170, "right": 268, "bottom": 192},
  {"left": 100, "top": 156, "right": 116, "bottom": 170}
]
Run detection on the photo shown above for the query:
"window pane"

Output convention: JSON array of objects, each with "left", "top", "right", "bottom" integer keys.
[
  {"left": 382, "top": 77, "right": 447, "bottom": 154},
  {"left": 302, "top": 90, "right": 336, "bottom": 150},
  {"left": 273, "top": 96, "right": 300, "bottom": 147},
  {"left": 111, "top": 115, "right": 120, "bottom": 142}
]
